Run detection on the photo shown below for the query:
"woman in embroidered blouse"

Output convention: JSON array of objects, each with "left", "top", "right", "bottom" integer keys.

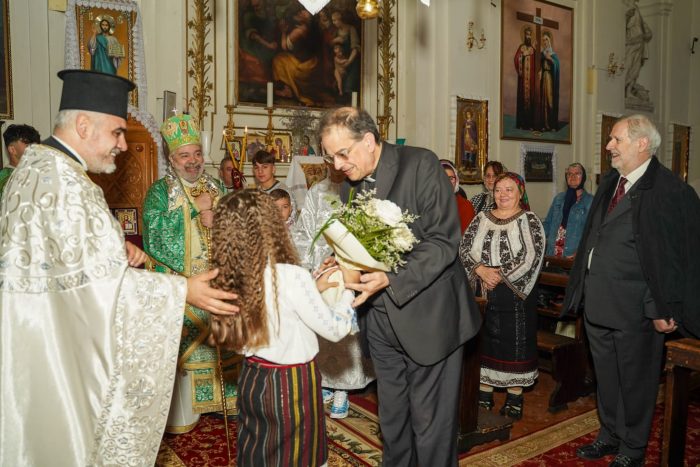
[
  {"left": 209, "top": 189, "right": 357, "bottom": 467},
  {"left": 470, "top": 161, "right": 506, "bottom": 213},
  {"left": 459, "top": 172, "right": 545, "bottom": 420}
]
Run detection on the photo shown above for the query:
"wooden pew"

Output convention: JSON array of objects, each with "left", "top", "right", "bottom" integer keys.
[{"left": 536, "top": 256, "right": 594, "bottom": 412}]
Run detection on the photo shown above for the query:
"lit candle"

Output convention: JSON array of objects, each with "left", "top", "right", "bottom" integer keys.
[
  {"left": 351, "top": 91, "right": 358, "bottom": 108},
  {"left": 266, "top": 82, "right": 274, "bottom": 108},
  {"left": 243, "top": 126, "right": 248, "bottom": 164}
]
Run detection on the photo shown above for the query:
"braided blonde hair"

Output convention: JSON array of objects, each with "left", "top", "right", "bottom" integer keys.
[{"left": 208, "top": 189, "right": 300, "bottom": 352}]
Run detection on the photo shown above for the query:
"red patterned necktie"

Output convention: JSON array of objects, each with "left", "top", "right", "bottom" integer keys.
[{"left": 607, "top": 177, "right": 628, "bottom": 214}]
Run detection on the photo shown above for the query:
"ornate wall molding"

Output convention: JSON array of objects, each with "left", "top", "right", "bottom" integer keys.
[
  {"left": 186, "top": 0, "right": 214, "bottom": 129},
  {"left": 376, "top": 0, "right": 397, "bottom": 141}
]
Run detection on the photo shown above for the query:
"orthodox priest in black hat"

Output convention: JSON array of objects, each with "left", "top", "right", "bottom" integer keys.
[{"left": 0, "top": 70, "right": 238, "bottom": 466}]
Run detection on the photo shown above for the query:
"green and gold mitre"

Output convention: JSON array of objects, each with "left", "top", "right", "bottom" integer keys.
[{"left": 161, "top": 114, "right": 200, "bottom": 152}]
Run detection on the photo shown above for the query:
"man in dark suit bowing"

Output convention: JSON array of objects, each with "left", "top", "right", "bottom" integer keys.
[
  {"left": 563, "top": 114, "right": 700, "bottom": 467},
  {"left": 317, "top": 107, "right": 482, "bottom": 466}
]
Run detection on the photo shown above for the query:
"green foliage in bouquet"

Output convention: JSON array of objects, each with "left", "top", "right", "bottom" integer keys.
[{"left": 313, "top": 189, "right": 419, "bottom": 272}]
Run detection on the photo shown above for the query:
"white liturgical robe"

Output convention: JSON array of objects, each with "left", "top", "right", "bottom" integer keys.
[{"left": 0, "top": 144, "right": 186, "bottom": 466}]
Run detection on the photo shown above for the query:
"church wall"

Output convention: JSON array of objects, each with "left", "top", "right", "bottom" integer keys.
[{"left": 3, "top": 0, "right": 698, "bottom": 204}]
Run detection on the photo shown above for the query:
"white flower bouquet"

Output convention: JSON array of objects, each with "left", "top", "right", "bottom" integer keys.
[{"left": 313, "top": 189, "right": 419, "bottom": 273}]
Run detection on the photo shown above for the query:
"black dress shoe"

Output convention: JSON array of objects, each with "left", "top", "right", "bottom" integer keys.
[
  {"left": 608, "top": 454, "right": 644, "bottom": 467},
  {"left": 575, "top": 440, "right": 619, "bottom": 460}
]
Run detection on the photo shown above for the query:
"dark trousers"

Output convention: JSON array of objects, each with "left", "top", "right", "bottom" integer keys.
[
  {"left": 366, "top": 309, "right": 463, "bottom": 467},
  {"left": 584, "top": 316, "right": 664, "bottom": 458}
]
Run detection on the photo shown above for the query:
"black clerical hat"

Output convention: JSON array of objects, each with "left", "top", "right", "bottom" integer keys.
[{"left": 57, "top": 69, "right": 135, "bottom": 119}]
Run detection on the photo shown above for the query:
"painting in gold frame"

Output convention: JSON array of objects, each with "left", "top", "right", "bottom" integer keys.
[
  {"left": 76, "top": 6, "right": 138, "bottom": 106},
  {"left": 455, "top": 97, "right": 488, "bottom": 184},
  {"left": 597, "top": 114, "right": 618, "bottom": 184},
  {"left": 672, "top": 124, "right": 690, "bottom": 182},
  {"left": 500, "top": 0, "right": 573, "bottom": 144},
  {"left": 236, "top": 0, "right": 363, "bottom": 109},
  {"left": 0, "top": 0, "right": 13, "bottom": 119},
  {"left": 229, "top": 129, "right": 293, "bottom": 163}
]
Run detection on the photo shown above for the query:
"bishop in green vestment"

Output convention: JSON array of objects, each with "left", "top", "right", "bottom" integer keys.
[{"left": 143, "top": 114, "right": 239, "bottom": 433}]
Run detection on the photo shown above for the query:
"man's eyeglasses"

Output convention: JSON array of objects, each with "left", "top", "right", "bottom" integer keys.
[{"left": 321, "top": 140, "right": 360, "bottom": 165}]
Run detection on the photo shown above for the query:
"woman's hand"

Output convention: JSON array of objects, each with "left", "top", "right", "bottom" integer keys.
[{"left": 476, "top": 265, "right": 502, "bottom": 290}]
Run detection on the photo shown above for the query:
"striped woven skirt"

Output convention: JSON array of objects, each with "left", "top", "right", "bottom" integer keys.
[{"left": 237, "top": 357, "right": 328, "bottom": 467}]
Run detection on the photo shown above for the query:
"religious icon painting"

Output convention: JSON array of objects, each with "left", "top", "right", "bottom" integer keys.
[
  {"left": 596, "top": 113, "right": 620, "bottom": 184},
  {"left": 454, "top": 97, "right": 489, "bottom": 184},
  {"left": 501, "top": 0, "right": 573, "bottom": 144},
  {"left": 0, "top": 0, "right": 13, "bottom": 119},
  {"left": 671, "top": 123, "right": 691, "bottom": 182},
  {"left": 74, "top": 3, "right": 138, "bottom": 106},
  {"left": 114, "top": 208, "right": 138, "bottom": 235}
]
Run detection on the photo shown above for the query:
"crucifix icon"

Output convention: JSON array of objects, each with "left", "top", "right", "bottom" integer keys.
[{"left": 514, "top": 6, "right": 559, "bottom": 131}]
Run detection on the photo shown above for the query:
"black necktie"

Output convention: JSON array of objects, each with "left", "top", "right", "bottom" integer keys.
[{"left": 607, "top": 177, "right": 627, "bottom": 214}]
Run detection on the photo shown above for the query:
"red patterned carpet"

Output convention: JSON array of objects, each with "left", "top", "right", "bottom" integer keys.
[
  {"left": 515, "top": 402, "right": 700, "bottom": 466},
  {"left": 156, "top": 393, "right": 700, "bottom": 466}
]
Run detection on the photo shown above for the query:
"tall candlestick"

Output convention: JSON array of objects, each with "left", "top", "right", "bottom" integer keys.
[
  {"left": 266, "top": 82, "right": 274, "bottom": 108},
  {"left": 351, "top": 91, "right": 358, "bottom": 108},
  {"left": 227, "top": 80, "right": 236, "bottom": 106},
  {"left": 223, "top": 130, "right": 239, "bottom": 170},
  {"left": 227, "top": 1, "right": 235, "bottom": 86}
]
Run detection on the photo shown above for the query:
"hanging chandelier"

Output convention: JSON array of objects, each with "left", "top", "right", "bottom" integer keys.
[{"left": 356, "top": 0, "right": 380, "bottom": 20}]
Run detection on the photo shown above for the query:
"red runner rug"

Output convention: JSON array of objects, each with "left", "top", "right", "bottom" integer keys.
[{"left": 156, "top": 394, "right": 700, "bottom": 466}]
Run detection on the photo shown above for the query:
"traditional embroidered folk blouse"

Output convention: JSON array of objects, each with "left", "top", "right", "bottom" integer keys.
[
  {"left": 244, "top": 263, "right": 356, "bottom": 364},
  {"left": 459, "top": 210, "right": 545, "bottom": 299}
]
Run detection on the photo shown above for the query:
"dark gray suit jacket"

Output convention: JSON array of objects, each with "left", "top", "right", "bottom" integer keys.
[
  {"left": 341, "top": 142, "right": 482, "bottom": 365},
  {"left": 563, "top": 157, "right": 700, "bottom": 336}
]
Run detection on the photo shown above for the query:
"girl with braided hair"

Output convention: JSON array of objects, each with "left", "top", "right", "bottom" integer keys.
[{"left": 209, "top": 189, "right": 356, "bottom": 466}]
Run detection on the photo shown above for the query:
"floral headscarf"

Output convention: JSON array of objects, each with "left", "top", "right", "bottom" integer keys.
[{"left": 495, "top": 172, "right": 530, "bottom": 210}]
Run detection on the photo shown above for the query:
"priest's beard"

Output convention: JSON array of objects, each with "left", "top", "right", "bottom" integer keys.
[{"left": 90, "top": 150, "right": 119, "bottom": 174}]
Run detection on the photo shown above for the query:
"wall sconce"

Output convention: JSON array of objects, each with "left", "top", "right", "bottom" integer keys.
[
  {"left": 692, "top": 37, "right": 698, "bottom": 54},
  {"left": 356, "top": 0, "right": 380, "bottom": 20},
  {"left": 606, "top": 53, "right": 624, "bottom": 77},
  {"left": 466, "top": 21, "right": 486, "bottom": 51}
]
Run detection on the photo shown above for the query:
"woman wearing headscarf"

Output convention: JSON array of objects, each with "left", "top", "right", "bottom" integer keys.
[
  {"left": 459, "top": 172, "right": 545, "bottom": 420},
  {"left": 542, "top": 163, "right": 593, "bottom": 257},
  {"left": 470, "top": 161, "right": 506, "bottom": 213},
  {"left": 441, "top": 159, "right": 476, "bottom": 234}
]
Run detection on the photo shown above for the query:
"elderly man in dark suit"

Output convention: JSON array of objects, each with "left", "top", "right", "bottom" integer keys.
[
  {"left": 317, "top": 107, "right": 482, "bottom": 466},
  {"left": 563, "top": 114, "right": 700, "bottom": 467}
]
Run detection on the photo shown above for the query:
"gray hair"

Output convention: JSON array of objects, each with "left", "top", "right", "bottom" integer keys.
[
  {"left": 620, "top": 114, "right": 661, "bottom": 155},
  {"left": 53, "top": 109, "right": 106, "bottom": 132},
  {"left": 317, "top": 107, "right": 381, "bottom": 146}
]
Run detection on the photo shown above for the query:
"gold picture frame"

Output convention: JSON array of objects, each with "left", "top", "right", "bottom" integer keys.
[
  {"left": 455, "top": 97, "right": 488, "bottom": 184},
  {"left": 114, "top": 208, "right": 138, "bottom": 235},
  {"left": 236, "top": 1, "right": 363, "bottom": 109},
  {"left": 672, "top": 124, "right": 690, "bottom": 182},
  {"left": 597, "top": 114, "right": 619, "bottom": 184},
  {"left": 229, "top": 129, "right": 294, "bottom": 163},
  {"left": 500, "top": 0, "right": 573, "bottom": 144},
  {"left": 0, "top": 0, "right": 13, "bottom": 119},
  {"left": 76, "top": 6, "right": 138, "bottom": 106}
]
